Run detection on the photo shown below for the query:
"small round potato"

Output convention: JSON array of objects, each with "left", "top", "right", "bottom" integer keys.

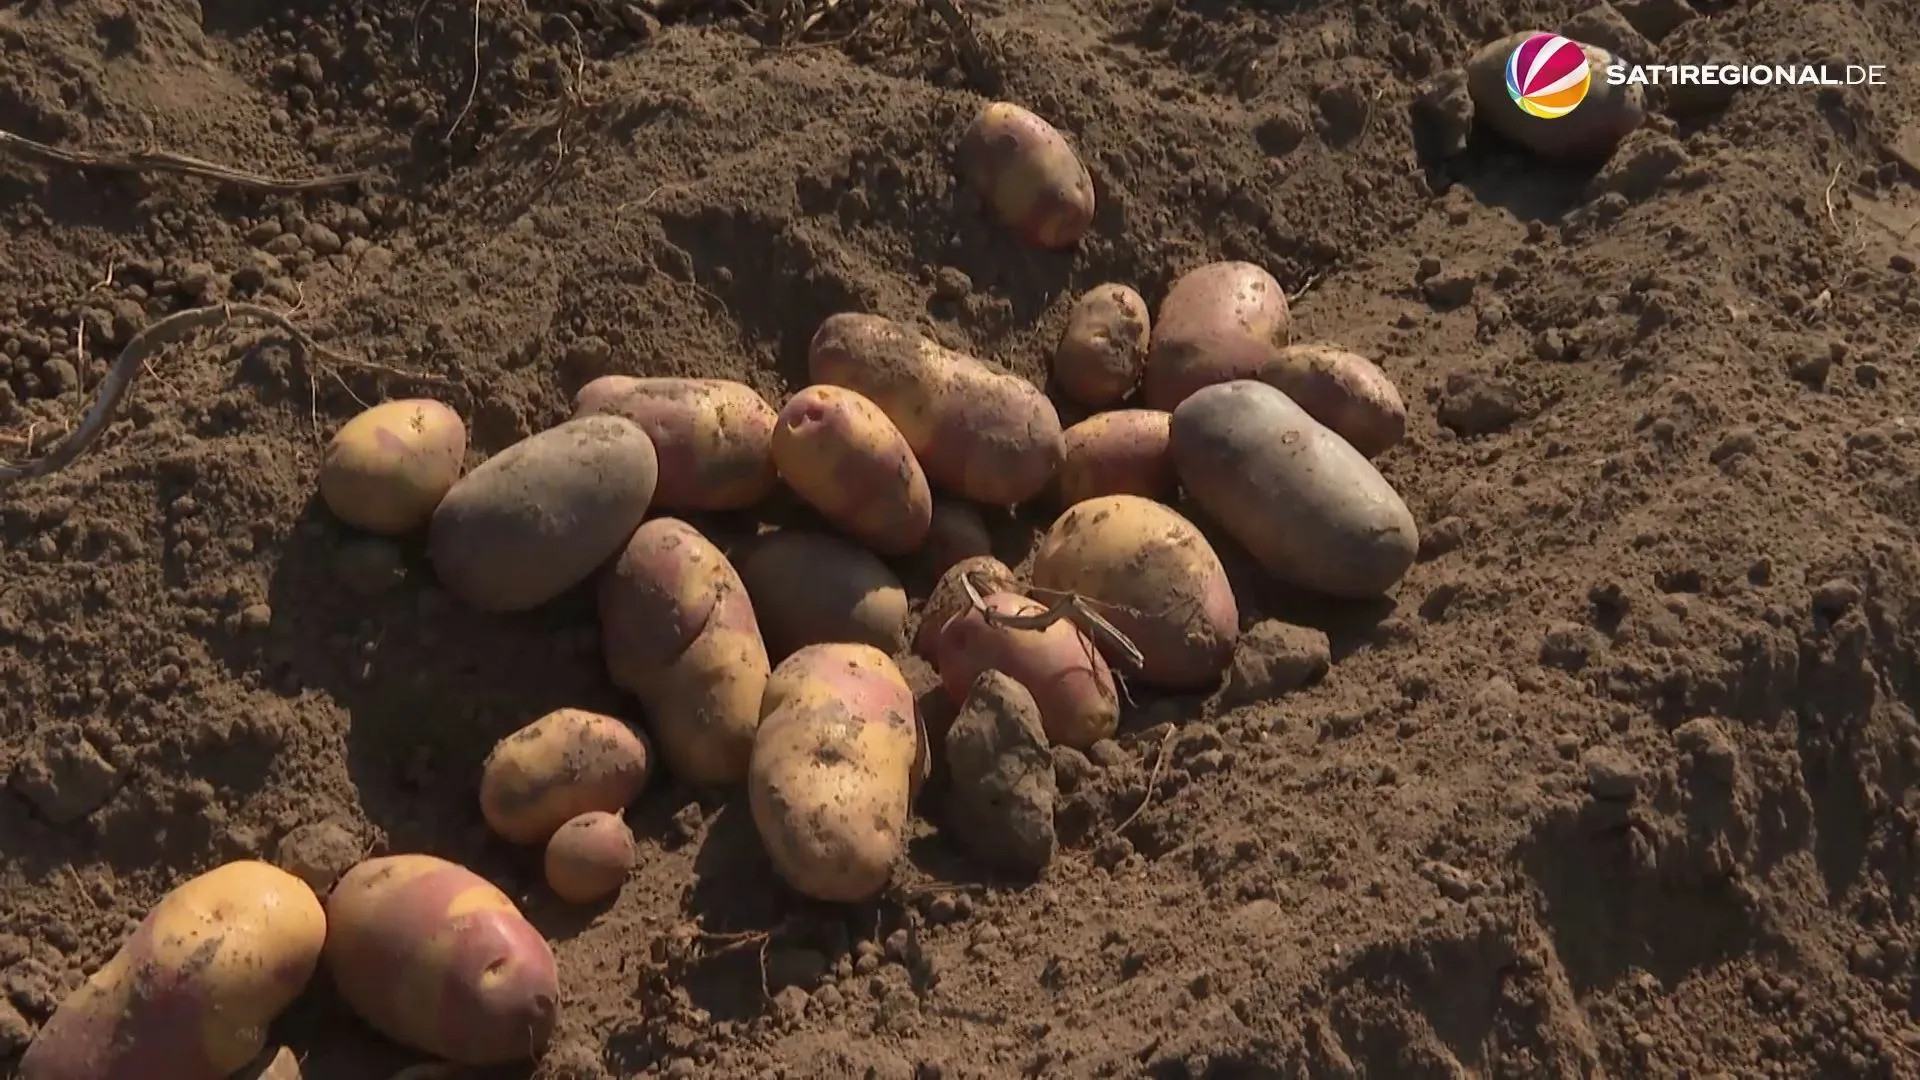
[
  {"left": 1030, "top": 495, "right": 1238, "bottom": 689},
  {"left": 319, "top": 398, "right": 466, "bottom": 535},
  {"left": 1171, "top": 380, "right": 1418, "bottom": 598},
  {"left": 428, "top": 414, "right": 658, "bottom": 612},
  {"left": 1467, "top": 33, "right": 1645, "bottom": 161},
  {"left": 479, "top": 708, "right": 653, "bottom": 845},
  {"left": 572, "top": 375, "right": 778, "bottom": 511},
  {"left": 1053, "top": 284, "right": 1150, "bottom": 408},
  {"left": 1142, "top": 262, "right": 1291, "bottom": 411},
  {"left": 1058, "top": 410, "right": 1174, "bottom": 507},
  {"left": 914, "top": 554, "right": 1020, "bottom": 661},
  {"left": 935, "top": 590, "right": 1120, "bottom": 749},
  {"left": 956, "top": 101, "right": 1096, "bottom": 250},
  {"left": 741, "top": 530, "right": 909, "bottom": 660},
  {"left": 925, "top": 496, "right": 993, "bottom": 577},
  {"left": 1259, "top": 344, "right": 1407, "bottom": 459},
  {"left": 773, "top": 384, "right": 933, "bottom": 556},
  {"left": 544, "top": 811, "right": 637, "bottom": 904}
]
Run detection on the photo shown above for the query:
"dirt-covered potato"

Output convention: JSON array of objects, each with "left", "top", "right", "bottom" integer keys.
[
  {"left": 598, "top": 518, "right": 770, "bottom": 786},
  {"left": 1053, "top": 284, "right": 1150, "bottom": 408},
  {"left": 318, "top": 398, "right": 466, "bottom": 536},
  {"left": 749, "top": 643, "right": 920, "bottom": 903},
  {"left": 428, "top": 414, "right": 657, "bottom": 612},
  {"left": 544, "top": 811, "right": 637, "bottom": 904},
  {"left": 1058, "top": 410, "right": 1174, "bottom": 507},
  {"left": 1466, "top": 32, "right": 1644, "bottom": 161},
  {"left": 808, "top": 313, "right": 1064, "bottom": 507},
  {"left": 1171, "top": 380, "right": 1418, "bottom": 598},
  {"left": 925, "top": 496, "right": 993, "bottom": 577},
  {"left": 1030, "top": 495, "right": 1238, "bottom": 689},
  {"left": 935, "top": 590, "right": 1120, "bottom": 750},
  {"left": 1142, "top": 262, "right": 1291, "bottom": 411},
  {"left": 913, "top": 554, "right": 1020, "bottom": 661},
  {"left": 479, "top": 708, "right": 653, "bottom": 845},
  {"left": 572, "top": 375, "right": 778, "bottom": 511},
  {"left": 325, "top": 855, "right": 559, "bottom": 1065},
  {"left": 956, "top": 101, "right": 1096, "bottom": 250},
  {"left": 19, "top": 861, "right": 325, "bottom": 1080},
  {"left": 740, "top": 530, "right": 909, "bottom": 660},
  {"left": 772, "top": 385, "right": 932, "bottom": 556},
  {"left": 1260, "top": 344, "right": 1407, "bottom": 459}
]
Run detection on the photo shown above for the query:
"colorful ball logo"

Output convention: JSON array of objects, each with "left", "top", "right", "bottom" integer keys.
[{"left": 1505, "top": 33, "right": 1591, "bottom": 119}]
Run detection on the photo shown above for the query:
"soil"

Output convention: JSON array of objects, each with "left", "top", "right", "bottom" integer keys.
[{"left": 4, "top": 0, "right": 1920, "bottom": 1075}]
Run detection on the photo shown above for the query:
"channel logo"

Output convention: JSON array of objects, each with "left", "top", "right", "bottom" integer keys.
[{"left": 1506, "top": 33, "right": 1592, "bottom": 119}]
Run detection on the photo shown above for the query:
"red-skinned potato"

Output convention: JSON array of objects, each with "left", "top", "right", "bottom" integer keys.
[
  {"left": 914, "top": 554, "right": 1020, "bottom": 661},
  {"left": 740, "top": 530, "right": 909, "bottom": 660},
  {"left": 19, "top": 861, "right": 326, "bottom": 1080},
  {"left": 1466, "top": 33, "right": 1645, "bottom": 161},
  {"left": 1142, "top": 262, "right": 1291, "bottom": 411},
  {"left": 479, "top": 708, "right": 653, "bottom": 845},
  {"left": 325, "top": 855, "right": 559, "bottom": 1065},
  {"left": 544, "top": 811, "right": 637, "bottom": 904},
  {"left": 319, "top": 398, "right": 466, "bottom": 535},
  {"left": 598, "top": 518, "right": 771, "bottom": 786},
  {"left": 572, "top": 375, "right": 778, "bottom": 511},
  {"left": 772, "top": 384, "right": 932, "bottom": 556},
  {"left": 1058, "top": 410, "right": 1174, "bottom": 507},
  {"left": 808, "top": 313, "right": 1064, "bottom": 507},
  {"left": 924, "top": 496, "right": 993, "bottom": 577},
  {"left": 935, "top": 590, "right": 1120, "bottom": 749},
  {"left": 1030, "top": 495, "right": 1238, "bottom": 689},
  {"left": 1259, "top": 344, "right": 1406, "bottom": 458},
  {"left": 1053, "top": 284, "right": 1150, "bottom": 408},
  {"left": 956, "top": 101, "right": 1096, "bottom": 250}
]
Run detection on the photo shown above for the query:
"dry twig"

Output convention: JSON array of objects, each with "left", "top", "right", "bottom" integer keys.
[
  {"left": 0, "top": 129, "right": 370, "bottom": 193},
  {"left": 919, "top": 0, "right": 1003, "bottom": 95},
  {"left": 960, "top": 570, "right": 1145, "bottom": 671}
]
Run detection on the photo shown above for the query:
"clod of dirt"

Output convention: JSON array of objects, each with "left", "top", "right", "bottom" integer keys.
[
  {"left": 330, "top": 536, "right": 407, "bottom": 597},
  {"left": 1051, "top": 745, "right": 1096, "bottom": 793},
  {"left": 1540, "top": 620, "right": 1604, "bottom": 671},
  {"left": 9, "top": 724, "right": 124, "bottom": 824},
  {"left": 1613, "top": 0, "right": 1696, "bottom": 41},
  {"left": 273, "top": 819, "right": 363, "bottom": 894},
  {"left": 1412, "top": 70, "right": 1474, "bottom": 159},
  {"left": 1582, "top": 746, "right": 1647, "bottom": 801},
  {"left": 1562, "top": 3, "right": 1656, "bottom": 64},
  {"left": 1673, "top": 717, "right": 1738, "bottom": 784},
  {"left": 944, "top": 670, "right": 1057, "bottom": 875},
  {"left": 766, "top": 946, "right": 830, "bottom": 992},
  {"left": 0, "top": 999, "right": 33, "bottom": 1055},
  {"left": 1221, "top": 620, "right": 1332, "bottom": 706},
  {"left": 1588, "top": 130, "right": 1690, "bottom": 201},
  {"left": 1438, "top": 372, "right": 1524, "bottom": 436},
  {"left": 1086, "top": 739, "right": 1133, "bottom": 771}
]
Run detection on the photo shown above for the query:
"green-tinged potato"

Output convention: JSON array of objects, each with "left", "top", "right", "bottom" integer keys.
[
  {"left": 1053, "top": 284, "right": 1150, "bottom": 408},
  {"left": 1058, "top": 410, "right": 1174, "bottom": 507},
  {"left": 543, "top": 811, "right": 636, "bottom": 904},
  {"left": 1142, "top": 262, "right": 1291, "bottom": 412},
  {"left": 1171, "top": 380, "right": 1417, "bottom": 598},
  {"left": 325, "top": 855, "right": 559, "bottom": 1065},
  {"left": 808, "top": 313, "right": 1064, "bottom": 507},
  {"left": 772, "top": 385, "right": 932, "bottom": 556},
  {"left": 428, "top": 415, "right": 657, "bottom": 612},
  {"left": 319, "top": 398, "right": 466, "bottom": 535},
  {"left": 479, "top": 708, "right": 653, "bottom": 845},
  {"left": 1466, "top": 33, "right": 1645, "bottom": 161},
  {"left": 19, "top": 860, "right": 326, "bottom": 1080},
  {"left": 1259, "top": 344, "right": 1406, "bottom": 458},
  {"left": 740, "top": 530, "right": 909, "bottom": 660},
  {"left": 572, "top": 375, "right": 778, "bottom": 511},
  {"left": 925, "top": 496, "right": 993, "bottom": 577},
  {"left": 1030, "top": 495, "right": 1238, "bottom": 689},
  {"left": 749, "top": 644, "right": 919, "bottom": 903},
  {"left": 913, "top": 555, "right": 1019, "bottom": 661},
  {"left": 598, "top": 518, "right": 771, "bottom": 786},
  {"left": 956, "top": 101, "right": 1096, "bottom": 250},
  {"left": 935, "top": 590, "right": 1119, "bottom": 749}
]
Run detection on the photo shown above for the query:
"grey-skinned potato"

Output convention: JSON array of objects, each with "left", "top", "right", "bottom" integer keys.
[{"left": 740, "top": 530, "right": 909, "bottom": 660}]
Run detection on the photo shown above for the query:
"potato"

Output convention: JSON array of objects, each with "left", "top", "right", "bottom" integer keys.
[
  {"left": 19, "top": 861, "right": 326, "bottom": 1080},
  {"left": 749, "top": 643, "right": 919, "bottom": 902},
  {"left": 598, "top": 518, "right": 771, "bottom": 786},
  {"left": 544, "top": 811, "right": 637, "bottom": 904},
  {"left": 913, "top": 554, "right": 1019, "bottom": 661},
  {"left": 808, "top": 313, "right": 1064, "bottom": 507},
  {"left": 1141, "top": 262, "right": 1291, "bottom": 411},
  {"left": 925, "top": 496, "right": 992, "bottom": 577},
  {"left": 325, "top": 855, "right": 559, "bottom": 1065},
  {"left": 1053, "top": 284, "right": 1150, "bottom": 408},
  {"left": 1260, "top": 344, "right": 1406, "bottom": 459},
  {"left": 1467, "top": 32, "right": 1644, "bottom": 161},
  {"left": 1029, "top": 495, "right": 1238, "bottom": 689},
  {"left": 740, "top": 530, "right": 909, "bottom": 660},
  {"left": 319, "top": 398, "right": 466, "bottom": 535},
  {"left": 956, "top": 101, "right": 1096, "bottom": 250},
  {"left": 1058, "top": 410, "right": 1174, "bottom": 507},
  {"left": 935, "top": 590, "right": 1119, "bottom": 749},
  {"left": 572, "top": 375, "right": 778, "bottom": 511},
  {"left": 479, "top": 708, "right": 653, "bottom": 845},
  {"left": 428, "top": 414, "right": 657, "bottom": 612},
  {"left": 1170, "top": 380, "right": 1417, "bottom": 598},
  {"left": 772, "top": 385, "right": 932, "bottom": 556}
]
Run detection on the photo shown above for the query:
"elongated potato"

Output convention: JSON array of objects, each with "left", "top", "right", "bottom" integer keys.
[
  {"left": 740, "top": 530, "right": 909, "bottom": 660},
  {"left": 925, "top": 496, "right": 993, "bottom": 577},
  {"left": 1142, "top": 262, "right": 1291, "bottom": 411},
  {"left": 935, "top": 590, "right": 1119, "bottom": 749},
  {"left": 1466, "top": 33, "right": 1645, "bottom": 161},
  {"left": 772, "top": 385, "right": 932, "bottom": 556},
  {"left": 19, "top": 860, "right": 326, "bottom": 1080},
  {"left": 325, "top": 855, "right": 559, "bottom": 1065},
  {"left": 479, "top": 708, "right": 653, "bottom": 845},
  {"left": 319, "top": 398, "right": 467, "bottom": 535},
  {"left": 957, "top": 101, "right": 1096, "bottom": 250},
  {"left": 598, "top": 518, "right": 771, "bottom": 786},
  {"left": 1054, "top": 284, "right": 1150, "bottom": 408},
  {"left": 1171, "top": 380, "right": 1417, "bottom": 598},
  {"left": 572, "top": 375, "right": 778, "bottom": 511},
  {"left": 1030, "top": 495, "right": 1238, "bottom": 689},
  {"left": 428, "top": 414, "right": 657, "bottom": 612},
  {"left": 808, "top": 313, "right": 1064, "bottom": 507},
  {"left": 749, "top": 643, "right": 919, "bottom": 903},
  {"left": 914, "top": 555, "right": 1020, "bottom": 660},
  {"left": 1259, "top": 344, "right": 1406, "bottom": 458},
  {"left": 1058, "top": 410, "right": 1174, "bottom": 507}
]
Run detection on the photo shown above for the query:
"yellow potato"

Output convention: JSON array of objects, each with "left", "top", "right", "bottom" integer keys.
[
  {"left": 913, "top": 555, "right": 1020, "bottom": 661},
  {"left": 1142, "top": 261, "right": 1291, "bottom": 411},
  {"left": 543, "top": 811, "right": 637, "bottom": 904},
  {"left": 1258, "top": 344, "right": 1407, "bottom": 459},
  {"left": 478, "top": 708, "right": 654, "bottom": 845},
  {"left": 956, "top": 101, "right": 1096, "bottom": 250},
  {"left": 572, "top": 375, "right": 778, "bottom": 511},
  {"left": 1057, "top": 410, "right": 1174, "bottom": 507},
  {"left": 772, "top": 384, "right": 932, "bottom": 556},
  {"left": 1053, "top": 284, "right": 1150, "bottom": 408},
  {"left": 319, "top": 398, "right": 466, "bottom": 535}
]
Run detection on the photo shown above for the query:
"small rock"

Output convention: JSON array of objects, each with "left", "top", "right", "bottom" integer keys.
[
  {"left": 274, "top": 820, "right": 362, "bottom": 893},
  {"left": 1421, "top": 270, "right": 1476, "bottom": 309},
  {"left": 1582, "top": 746, "right": 1646, "bottom": 801},
  {"left": 331, "top": 537, "right": 407, "bottom": 596},
  {"left": 944, "top": 671, "right": 1058, "bottom": 875},
  {"left": 1438, "top": 372, "right": 1522, "bottom": 436},
  {"left": 931, "top": 267, "right": 972, "bottom": 300},
  {"left": 1222, "top": 620, "right": 1331, "bottom": 705},
  {"left": 1788, "top": 350, "right": 1831, "bottom": 389},
  {"left": 40, "top": 358, "right": 78, "bottom": 396},
  {"left": 10, "top": 724, "right": 124, "bottom": 824}
]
